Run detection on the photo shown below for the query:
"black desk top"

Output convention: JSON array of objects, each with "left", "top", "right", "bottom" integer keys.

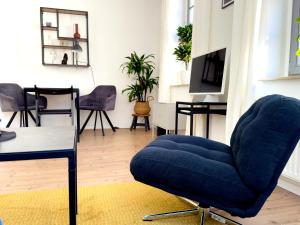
[
  {"left": 24, "top": 87, "right": 79, "bottom": 92},
  {"left": 176, "top": 101, "right": 227, "bottom": 106}
]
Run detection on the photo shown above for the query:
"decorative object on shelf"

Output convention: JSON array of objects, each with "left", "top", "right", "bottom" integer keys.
[
  {"left": 73, "top": 24, "right": 81, "bottom": 39},
  {"left": 222, "top": 0, "right": 234, "bottom": 9},
  {"left": 46, "top": 22, "right": 52, "bottom": 27},
  {"left": 62, "top": 53, "right": 68, "bottom": 64},
  {"left": 72, "top": 40, "right": 82, "bottom": 66},
  {"left": 40, "top": 7, "right": 90, "bottom": 67},
  {"left": 174, "top": 24, "right": 193, "bottom": 83},
  {"left": 121, "top": 52, "right": 158, "bottom": 115}
]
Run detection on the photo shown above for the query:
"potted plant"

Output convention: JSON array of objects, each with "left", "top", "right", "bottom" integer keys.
[
  {"left": 296, "top": 17, "right": 300, "bottom": 56},
  {"left": 173, "top": 24, "right": 193, "bottom": 83},
  {"left": 121, "top": 52, "right": 159, "bottom": 115}
]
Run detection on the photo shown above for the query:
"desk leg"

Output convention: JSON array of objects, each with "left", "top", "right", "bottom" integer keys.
[
  {"left": 75, "top": 90, "right": 80, "bottom": 142},
  {"left": 68, "top": 154, "right": 77, "bottom": 225},
  {"left": 206, "top": 113, "right": 210, "bottom": 139},
  {"left": 175, "top": 103, "right": 178, "bottom": 135},
  {"left": 190, "top": 114, "right": 193, "bottom": 136}
]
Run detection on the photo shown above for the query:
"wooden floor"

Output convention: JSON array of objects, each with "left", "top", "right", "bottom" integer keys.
[{"left": 0, "top": 128, "right": 299, "bottom": 224}]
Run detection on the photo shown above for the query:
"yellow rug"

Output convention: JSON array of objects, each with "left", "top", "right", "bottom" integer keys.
[{"left": 0, "top": 182, "right": 220, "bottom": 225}]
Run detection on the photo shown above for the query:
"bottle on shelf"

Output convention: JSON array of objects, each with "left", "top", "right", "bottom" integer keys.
[{"left": 73, "top": 24, "right": 81, "bottom": 39}]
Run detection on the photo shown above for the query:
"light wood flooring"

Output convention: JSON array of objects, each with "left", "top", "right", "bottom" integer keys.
[{"left": 0, "top": 128, "right": 299, "bottom": 225}]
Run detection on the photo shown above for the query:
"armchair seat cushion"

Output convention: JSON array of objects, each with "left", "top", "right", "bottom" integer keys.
[{"left": 131, "top": 135, "right": 257, "bottom": 211}]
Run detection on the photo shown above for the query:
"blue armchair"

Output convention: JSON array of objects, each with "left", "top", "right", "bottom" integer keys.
[{"left": 130, "top": 95, "right": 300, "bottom": 224}]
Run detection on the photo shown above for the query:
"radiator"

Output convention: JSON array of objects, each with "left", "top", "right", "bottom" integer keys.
[{"left": 282, "top": 142, "right": 300, "bottom": 182}]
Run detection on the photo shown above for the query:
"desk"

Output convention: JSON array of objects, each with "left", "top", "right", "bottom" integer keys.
[
  {"left": 0, "top": 127, "right": 77, "bottom": 225},
  {"left": 175, "top": 101, "right": 227, "bottom": 138},
  {"left": 23, "top": 87, "right": 80, "bottom": 142}
]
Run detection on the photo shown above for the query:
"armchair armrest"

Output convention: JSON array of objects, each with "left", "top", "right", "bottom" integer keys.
[{"left": 103, "top": 94, "right": 116, "bottom": 111}]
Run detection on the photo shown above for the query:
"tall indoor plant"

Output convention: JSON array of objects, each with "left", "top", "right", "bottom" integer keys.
[
  {"left": 174, "top": 24, "right": 193, "bottom": 83},
  {"left": 174, "top": 24, "right": 193, "bottom": 70},
  {"left": 121, "top": 52, "right": 159, "bottom": 115}
]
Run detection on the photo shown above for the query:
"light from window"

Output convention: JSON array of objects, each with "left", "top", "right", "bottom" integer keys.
[{"left": 187, "top": 0, "right": 195, "bottom": 24}]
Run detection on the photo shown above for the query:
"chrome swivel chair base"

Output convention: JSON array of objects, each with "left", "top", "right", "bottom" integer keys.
[{"left": 142, "top": 198, "right": 242, "bottom": 225}]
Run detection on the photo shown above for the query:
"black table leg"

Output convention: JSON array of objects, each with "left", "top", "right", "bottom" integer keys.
[
  {"left": 75, "top": 143, "right": 78, "bottom": 215},
  {"left": 190, "top": 114, "right": 193, "bottom": 136},
  {"left": 75, "top": 90, "right": 80, "bottom": 142},
  {"left": 206, "top": 112, "right": 210, "bottom": 139},
  {"left": 175, "top": 103, "right": 178, "bottom": 135},
  {"left": 68, "top": 154, "right": 77, "bottom": 225}
]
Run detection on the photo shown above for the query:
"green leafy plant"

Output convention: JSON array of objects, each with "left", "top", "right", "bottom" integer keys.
[
  {"left": 296, "top": 17, "right": 300, "bottom": 56},
  {"left": 121, "top": 52, "right": 159, "bottom": 102},
  {"left": 174, "top": 24, "right": 193, "bottom": 70}
]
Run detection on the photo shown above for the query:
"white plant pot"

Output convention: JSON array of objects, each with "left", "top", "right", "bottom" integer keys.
[{"left": 180, "top": 70, "right": 191, "bottom": 84}]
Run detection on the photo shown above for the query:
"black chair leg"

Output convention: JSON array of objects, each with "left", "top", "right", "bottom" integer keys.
[
  {"left": 6, "top": 112, "right": 18, "bottom": 128},
  {"left": 22, "top": 111, "right": 26, "bottom": 127},
  {"left": 102, "top": 111, "right": 116, "bottom": 132},
  {"left": 80, "top": 110, "right": 94, "bottom": 134},
  {"left": 94, "top": 110, "right": 98, "bottom": 131},
  {"left": 99, "top": 111, "right": 105, "bottom": 136},
  {"left": 20, "top": 111, "right": 24, "bottom": 127},
  {"left": 28, "top": 111, "right": 37, "bottom": 124}
]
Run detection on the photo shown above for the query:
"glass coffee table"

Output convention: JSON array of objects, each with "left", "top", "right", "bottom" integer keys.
[{"left": 0, "top": 126, "right": 77, "bottom": 225}]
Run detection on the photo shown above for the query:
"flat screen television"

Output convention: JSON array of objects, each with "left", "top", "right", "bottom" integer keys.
[{"left": 189, "top": 48, "right": 227, "bottom": 95}]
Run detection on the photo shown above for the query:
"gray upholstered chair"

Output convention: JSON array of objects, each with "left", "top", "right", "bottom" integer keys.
[
  {"left": 79, "top": 85, "right": 117, "bottom": 136},
  {"left": 0, "top": 83, "right": 47, "bottom": 127}
]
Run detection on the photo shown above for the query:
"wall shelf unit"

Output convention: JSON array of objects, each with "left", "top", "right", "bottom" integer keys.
[{"left": 40, "top": 7, "right": 90, "bottom": 68}]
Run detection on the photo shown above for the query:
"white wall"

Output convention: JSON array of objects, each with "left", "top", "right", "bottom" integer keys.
[{"left": 0, "top": 0, "right": 162, "bottom": 129}]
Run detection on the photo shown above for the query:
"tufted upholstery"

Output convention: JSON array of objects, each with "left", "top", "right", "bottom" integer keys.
[
  {"left": 130, "top": 95, "right": 300, "bottom": 218},
  {"left": 79, "top": 85, "right": 116, "bottom": 111},
  {"left": 0, "top": 83, "right": 47, "bottom": 112},
  {"left": 231, "top": 95, "right": 300, "bottom": 192}
]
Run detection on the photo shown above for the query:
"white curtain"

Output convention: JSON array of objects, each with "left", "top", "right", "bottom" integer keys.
[
  {"left": 225, "top": 0, "right": 263, "bottom": 142},
  {"left": 158, "top": 0, "right": 186, "bottom": 103}
]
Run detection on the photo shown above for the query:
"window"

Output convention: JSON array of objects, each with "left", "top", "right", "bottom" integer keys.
[
  {"left": 187, "top": 0, "right": 195, "bottom": 24},
  {"left": 289, "top": 0, "right": 300, "bottom": 75}
]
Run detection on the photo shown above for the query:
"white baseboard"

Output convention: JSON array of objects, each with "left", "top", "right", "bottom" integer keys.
[{"left": 278, "top": 176, "right": 300, "bottom": 196}]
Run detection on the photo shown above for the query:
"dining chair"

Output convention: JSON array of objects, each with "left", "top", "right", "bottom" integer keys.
[
  {"left": 0, "top": 83, "right": 47, "bottom": 127},
  {"left": 34, "top": 85, "right": 74, "bottom": 126},
  {"left": 79, "top": 85, "right": 117, "bottom": 136}
]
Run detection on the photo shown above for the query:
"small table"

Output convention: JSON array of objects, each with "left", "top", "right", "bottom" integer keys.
[
  {"left": 0, "top": 127, "right": 77, "bottom": 225},
  {"left": 23, "top": 87, "right": 80, "bottom": 142},
  {"left": 175, "top": 101, "right": 227, "bottom": 138}
]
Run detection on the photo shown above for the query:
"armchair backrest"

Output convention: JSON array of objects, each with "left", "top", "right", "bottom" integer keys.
[
  {"left": 230, "top": 95, "right": 300, "bottom": 192},
  {"left": 0, "top": 83, "right": 24, "bottom": 111},
  {"left": 91, "top": 85, "right": 117, "bottom": 110}
]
